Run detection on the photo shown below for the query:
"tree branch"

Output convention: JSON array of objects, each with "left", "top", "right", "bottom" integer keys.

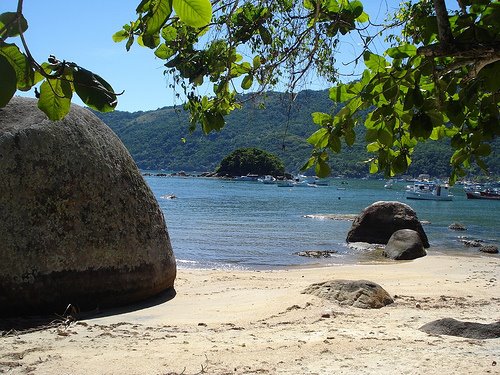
[{"left": 433, "top": 0, "right": 454, "bottom": 48}]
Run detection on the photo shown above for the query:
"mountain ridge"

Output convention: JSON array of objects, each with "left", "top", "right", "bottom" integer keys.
[{"left": 95, "top": 90, "right": 499, "bottom": 178}]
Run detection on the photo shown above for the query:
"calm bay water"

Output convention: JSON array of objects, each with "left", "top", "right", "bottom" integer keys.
[{"left": 145, "top": 176, "right": 499, "bottom": 270}]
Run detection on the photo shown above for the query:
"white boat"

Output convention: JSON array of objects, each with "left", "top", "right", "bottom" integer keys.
[
  {"left": 234, "top": 174, "right": 259, "bottom": 181},
  {"left": 258, "top": 175, "right": 277, "bottom": 184},
  {"left": 405, "top": 181, "right": 453, "bottom": 201},
  {"left": 384, "top": 179, "right": 394, "bottom": 189},
  {"left": 293, "top": 181, "right": 318, "bottom": 188}
]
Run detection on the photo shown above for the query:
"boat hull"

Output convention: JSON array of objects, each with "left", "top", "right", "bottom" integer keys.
[
  {"left": 406, "top": 193, "right": 453, "bottom": 201},
  {"left": 466, "top": 192, "right": 500, "bottom": 200}
]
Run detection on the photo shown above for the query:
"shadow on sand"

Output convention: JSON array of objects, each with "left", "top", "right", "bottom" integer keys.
[{"left": 0, "top": 287, "right": 176, "bottom": 335}]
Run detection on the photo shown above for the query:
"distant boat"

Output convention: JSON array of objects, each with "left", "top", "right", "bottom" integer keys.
[
  {"left": 464, "top": 185, "right": 500, "bottom": 200},
  {"left": 384, "top": 179, "right": 395, "bottom": 189},
  {"left": 293, "top": 175, "right": 318, "bottom": 187},
  {"left": 234, "top": 174, "right": 259, "bottom": 181},
  {"left": 277, "top": 180, "right": 294, "bottom": 187},
  {"left": 405, "top": 181, "right": 453, "bottom": 201},
  {"left": 258, "top": 175, "right": 277, "bottom": 184},
  {"left": 293, "top": 181, "right": 318, "bottom": 188}
]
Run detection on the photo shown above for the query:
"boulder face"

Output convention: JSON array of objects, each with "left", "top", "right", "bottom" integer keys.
[
  {"left": 383, "top": 229, "right": 427, "bottom": 260},
  {"left": 346, "top": 201, "right": 430, "bottom": 248},
  {"left": 0, "top": 97, "right": 176, "bottom": 316}
]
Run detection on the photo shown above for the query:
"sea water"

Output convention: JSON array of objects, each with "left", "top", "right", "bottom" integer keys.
[{"left": 145, "top": 176, "right": 499, "bottom": 269}]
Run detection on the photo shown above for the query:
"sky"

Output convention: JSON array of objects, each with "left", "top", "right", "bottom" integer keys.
[{"left": 4, "top": 0, "right": 402, "bottom": 113}]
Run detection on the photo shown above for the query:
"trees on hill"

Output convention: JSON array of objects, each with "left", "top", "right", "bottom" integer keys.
[
  {"left": 1, "top": 0, "right": 498, "bottom": 181},
  {"left": 216, "top": 148, "right": 285, "bottom": 177}
]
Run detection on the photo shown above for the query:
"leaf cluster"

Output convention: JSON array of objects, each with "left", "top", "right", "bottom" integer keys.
[
  {"left": 0, "top": 7, "right": 118, "bottom": 120},
  {"left": 307, "top": 0, "right": 500, "bottom": 182},
  {"left": 114, "top": 0, "right": 369, "bottom": 135}
]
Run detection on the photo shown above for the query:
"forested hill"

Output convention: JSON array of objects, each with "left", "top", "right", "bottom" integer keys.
[{"left": 95, "top": 90, "right": 499, "bottom": 178}]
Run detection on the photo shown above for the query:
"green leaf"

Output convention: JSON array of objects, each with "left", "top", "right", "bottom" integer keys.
[
  {"left": 252, "top": 55, "right": 261, "bottom": 69},
  {"left": 475, "top": 143, "right": 492, "bottom": 157},
  {"left": 161, "top": 25, "right": 178, "bottom": 41},
  {"left": 259, "top": 25, "right": 272, "bottom": 45},
  {"left": 301, "top": 156, "right": 316, "bottom": 171},
  {"left": 377, "top": 127, "right": 393, "bottom": 147},
  {"left": 37, "top": 79, "right": 72, "bottom": 121},
  {"left": 0, "top": 43, "right": 33, "bottom": 91},
  {"left": 344, "top": 128, "right": 356, "bottom": 146},
  {"left": 311, "top": 112, "right": 332, "bottom": 126},
  {"left": 382, "top": 79, "right": 398, "bottom": 102},
  {"left": 142, "top": 32, "right": 161, "bottom": 48},
  {"left": 0, "top": 54, "right": 17, "bottom": 107},
  {"left": 347, "top": 0, "right": 364, "bottom": 18},
  {"left": 73, "top": 67, "right": 117, "bottom": 112},
  {"left": 409, "top": 113, "right": 433, "bottom": 139},
  {"left": 307, "top": 128, "right": 329, "bottom": 147},
  {"left": 203, "top": 110, "right": 225, "bottom": 133},
  {"left": 143, "top": 0, "right": 172, "bottom": 35},
  {"left": 386, "top": 44, "right": 417, "bottom": 59},
  {"left": 112, "top": 30, "right": 129, "bottom": 43},
  {"left": 172, "top": 0, "right": 212, "bottom": 28},
  {"left": 366, "top": 142, "right": 380, "bottom": 152},
  {"left": 241, "top": 74, "right": 253, "bottom": 89},
  {"left": 356, "top": 11, "right": 369, "bottom": 23},
  {"left": 315, "top": 159, "right": 331, "bottom": 178},
  {"left": 363, "top": 51, "right": 389, "bottom": 73},
  {"left": 154, "top": 43, "right": 176, "bottom": 59},
  {"left": 136, "top": 0, "right": 151, "bottom": 13},
  {"left": 369, "top": 160, "right": 379, "bottom": 174},
  {"left": 329, "top": 84, "right": 357, "bottom": 102},
  {"left": 392, "top": 154, "right": 409, "bottom": 174},
  {"left": 0, "top": 12, "right": 28, "bottom": 38},
  {"left": 329, "top": 134, "right": 341, "bottom": 153}
]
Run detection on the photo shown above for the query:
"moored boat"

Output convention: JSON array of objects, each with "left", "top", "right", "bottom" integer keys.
[
  {"left": 464, "top": 186, "right": 500, "bottom": 200},
  {"left": 258, "top": 175, "right": 277, "bottom": 184},
  {"left": 277, "top": 179, "right": 294, "bottom": 187},
  {"left": 384, "top": 179, "right": 394, "bottom": 189},
  {"left": 405, "top": 181, "right": 453, "bottom": 201}
]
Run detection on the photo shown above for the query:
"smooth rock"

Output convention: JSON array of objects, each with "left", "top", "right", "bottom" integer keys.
[
  {"left": 420, "top": 318, "right": 500, "bottom": 339},
  {"left": 0, "top": 97, "right": 176, "bottom": 316},
  {"left": 449, "top": 222, "right": 467, "bottom": 231},
  {"left": 383, "top": 229, "right": 426, "bottom": 260},
  {"left": 346, "top": 201, "right": 429, "bottom": 248},
  {"left": 479, "top": 245, "right": 499, "bottom": 254},
  {"left": 302, "top": 279, "right": 393, "bottom": 309}
]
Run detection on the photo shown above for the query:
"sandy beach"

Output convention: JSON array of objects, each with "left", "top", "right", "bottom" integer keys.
[{"left": 1, "top": 254, "right": 499, "bottom": 375}]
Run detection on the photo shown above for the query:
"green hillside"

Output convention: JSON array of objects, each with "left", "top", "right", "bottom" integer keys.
[{"left": 95, "top": 90, "right": 499, "bottom": 178}]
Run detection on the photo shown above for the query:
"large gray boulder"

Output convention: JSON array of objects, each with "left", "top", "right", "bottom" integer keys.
[
  {"left": 383, "top": 229, "right": 427, "bottom": 260},
  {"left": 346, "top": 201, "right": 429, "bottom": 248},
  {"left": 0, "top": 97, "right": 176, "bottom": 316}
]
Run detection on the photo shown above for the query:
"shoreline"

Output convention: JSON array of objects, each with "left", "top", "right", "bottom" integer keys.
[{"left": 1, "top": 254, "right": 499, "bottom": 374}]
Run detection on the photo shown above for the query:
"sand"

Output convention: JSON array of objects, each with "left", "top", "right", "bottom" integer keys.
[{"left": 1, "top": 254, "right": 499, "bottom": 375}]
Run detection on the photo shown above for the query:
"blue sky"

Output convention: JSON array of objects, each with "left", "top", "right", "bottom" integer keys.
[{"left": 4, "top": 0, "right": 401, "bottom": 113}]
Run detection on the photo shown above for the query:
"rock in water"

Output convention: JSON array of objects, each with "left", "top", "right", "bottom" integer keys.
[
  {"left": 302, "top": 279, "right": 393, "bottom": 309},
  {"left": 0, "top": 97, "right": 176, "bottom": 316},
  {"left": 346, "top": 201, "right": 429, "bottom": 248},
  {"left": 383, "top": 229, "right": 426, "bottom": 260}
]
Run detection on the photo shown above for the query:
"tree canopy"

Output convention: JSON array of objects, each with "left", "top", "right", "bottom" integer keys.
[
  {"left": 1, "top": 0, "right": 499, "bottom": 182},
  {"left": 216, "top": 147, "right": 285, "bottom": 177}
]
